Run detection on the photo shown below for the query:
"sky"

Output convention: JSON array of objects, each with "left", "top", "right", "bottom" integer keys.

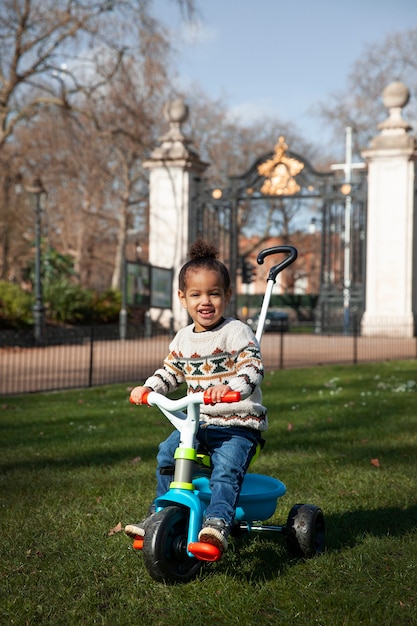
[{"left": 153, "top": 0, "right": 417, "bottom": 154}]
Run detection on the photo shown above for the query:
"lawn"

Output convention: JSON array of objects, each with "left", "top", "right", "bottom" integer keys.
[{"left": 1, "top": 361, "right": 417, "bottom": 625}]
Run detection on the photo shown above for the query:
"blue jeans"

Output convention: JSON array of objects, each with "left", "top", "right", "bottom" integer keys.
[{"left": 155, "top": 424, "right": 262, "bottom": 529}]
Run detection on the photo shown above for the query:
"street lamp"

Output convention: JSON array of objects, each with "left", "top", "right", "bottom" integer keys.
[{"left": 26, "top": 178, "right": 47, "bottom": 342}]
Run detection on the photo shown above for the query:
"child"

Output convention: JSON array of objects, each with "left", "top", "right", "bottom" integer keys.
[{"left": 125, "top": 239, "right": 266, "bottom": 555}]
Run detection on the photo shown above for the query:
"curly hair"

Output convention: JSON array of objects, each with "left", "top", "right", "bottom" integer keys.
[{"left": 178, "top": 239, "right": 231, "bottom": 292}]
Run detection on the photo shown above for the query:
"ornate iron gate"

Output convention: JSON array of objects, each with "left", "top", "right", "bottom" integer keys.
[{"left": 195, "top": 137, "right": 367, "bottom": 333}]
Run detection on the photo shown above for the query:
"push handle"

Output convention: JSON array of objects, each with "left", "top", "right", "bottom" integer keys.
[
  {"left": 203, "top": 390, "right": 241, "bottom": 404},
  {"left": 257, "top": 245, "right": 298, "bottom": 283}
]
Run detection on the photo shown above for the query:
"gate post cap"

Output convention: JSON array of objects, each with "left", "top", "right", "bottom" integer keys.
[
  {"left": 382, "top": 81, "right": 409, "bottom": 110},
  {"left": 164, "top": 98, "right": 189, "bottom": 124}
]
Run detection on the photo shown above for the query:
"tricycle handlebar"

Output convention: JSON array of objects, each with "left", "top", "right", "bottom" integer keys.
[
  {"left": 130, "top": 389, "right": 241, "bottom": 410},
  {"left": 129, "top": 389, "right": 241, "bottom": 458}
]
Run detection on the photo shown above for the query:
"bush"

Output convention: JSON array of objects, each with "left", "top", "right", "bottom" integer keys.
[
  {"left": 0, "top": 279, "right": 122, "bottom": 327},
  {"left": 44, "top": 279, "right": 94, "bottom": 324},
  {"left": 0, "top": 281, "right": 33, "bottom": 328},
  {"left": 45, "top": 282, "right": 122, "bottom": 325},
  {"left": 19, "top": 244, "right": 121, "bottom": 325},
  {"left": 91, "top": 289, "right": 121, "bottom": 323}
]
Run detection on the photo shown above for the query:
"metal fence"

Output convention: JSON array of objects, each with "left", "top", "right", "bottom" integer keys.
[{"left": 1, "top": 323, "right": 416, "bottom": 395}]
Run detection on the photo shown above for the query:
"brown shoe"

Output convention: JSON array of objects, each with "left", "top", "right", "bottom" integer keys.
[
  {"left": 198, "top": 518, "right": 229, "bottom": 553},
  {"left": 124, "top": 507, "right": 157, "bottom": 538},
  {"left": 124, "top": 522, "right": 146, "bottom": 538}
]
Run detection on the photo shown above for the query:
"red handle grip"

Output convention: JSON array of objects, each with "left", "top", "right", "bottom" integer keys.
[
  {"left": 130, "top": 390, "right": 241, "bottom": 406},
  {"left": 129, "top": 390, "right": 151, "bottom": 405},
  {"left": 203, "top": 390, "right": 241, "bottom": 404}
]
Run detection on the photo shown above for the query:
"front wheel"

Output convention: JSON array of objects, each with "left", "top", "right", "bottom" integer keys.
[
  {"left": 142, "top": 506, "right": 202, "bottom": 583},
  {"left": 285, "top": 504, "right": 325, "bottom": 559}
]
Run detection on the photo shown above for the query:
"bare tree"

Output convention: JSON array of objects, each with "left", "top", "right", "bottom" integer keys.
[
  {"left": 184, "top": 86, "right": 320, "bottom": 187},
  {"left": 0, "top": 0, "right": 195, "bottom": 285},
  {"left": 15, "top": 109, "right": 117, "bottom": 284},
  {"left": 315, "top": 27, "right": 417, "bottom": 154},
  {"left": 81, "top": 51, "right": 169, "bottom": 289},
  {"left": 0, "top": 0, "right": 195, "bottom": 147}
]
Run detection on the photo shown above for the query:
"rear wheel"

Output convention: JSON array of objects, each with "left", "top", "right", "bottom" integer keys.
[
  {"left": 285, "top": 504, "right": 325, "bottom": 559},
  {"left": 142, "top": 506, "right": 202, "bottom": 583}
]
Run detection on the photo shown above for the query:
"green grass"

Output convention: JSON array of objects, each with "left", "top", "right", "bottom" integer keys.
[{"left": 1, "top": 361, "right": 417, "bottom": 625}]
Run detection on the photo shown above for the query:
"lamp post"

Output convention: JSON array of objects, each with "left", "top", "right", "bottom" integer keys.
[
  {"left": 26, "top": 178, "right": 47, "bottom": 342},
  {"left": 119, "top": 255, "right": 127, "bottom": 340}
]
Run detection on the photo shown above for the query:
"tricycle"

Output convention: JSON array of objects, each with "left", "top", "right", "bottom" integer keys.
[{"left": 128, "top": 245, "right": 325, "bottom": 583}]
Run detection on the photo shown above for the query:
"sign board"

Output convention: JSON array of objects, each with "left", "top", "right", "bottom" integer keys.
[{"left": 126, "top": 262, "right": 173, "bottom": 309}]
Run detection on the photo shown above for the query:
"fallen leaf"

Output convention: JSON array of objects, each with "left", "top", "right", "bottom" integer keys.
[
  {"left": 370, "top": 458, "right": 380, "bottom": 467},
  {"left": 108, "top": 521, "right": 123, "bottom": 536}
]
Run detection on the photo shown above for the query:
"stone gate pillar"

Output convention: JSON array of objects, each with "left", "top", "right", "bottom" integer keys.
[
  {"left": 143, "top": 99, "right": 208, "bottom": 331},
  {"left": 361, "top": 82, "right": 417, "bottom": 337}
]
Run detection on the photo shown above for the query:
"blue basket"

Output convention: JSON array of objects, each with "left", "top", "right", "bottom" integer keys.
[{"left": 193, "top": 473, "right": 286, "bottom": 522}]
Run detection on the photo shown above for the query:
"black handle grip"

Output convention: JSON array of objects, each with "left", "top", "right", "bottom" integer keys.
[{"left": 256, "top": 245, "right": 298, "bottom": 283}]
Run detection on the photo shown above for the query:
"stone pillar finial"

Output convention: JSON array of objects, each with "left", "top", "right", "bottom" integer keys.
[
  {"left": 151, "top": 97, "right": 198, "bottom": 161},
  {"left": 377, "top": 81, "right": 412, "bottom": 135},
  {"left": 162, "top": 97, "right": 189, "bottom": 142}
]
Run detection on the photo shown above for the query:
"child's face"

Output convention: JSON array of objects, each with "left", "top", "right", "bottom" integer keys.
[{"left": 178, "top": 268, "right": 231, "bottom": 332}]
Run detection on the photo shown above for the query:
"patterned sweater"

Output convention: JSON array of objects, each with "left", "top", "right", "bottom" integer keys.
[{"left": 144, "top": 317, "right": 267, "bottom": 431}]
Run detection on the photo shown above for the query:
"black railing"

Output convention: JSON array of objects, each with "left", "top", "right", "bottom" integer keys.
[{"left": 0, "top": 322, "right": 416, "bottom": 395}]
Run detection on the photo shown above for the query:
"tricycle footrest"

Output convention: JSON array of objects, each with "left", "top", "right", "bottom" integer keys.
[
  {"left": 188, "top": 541, "right": 222, "bottom": 562},
  {"left": 132, "top": 537, "right": 144, "bottom": 550}
]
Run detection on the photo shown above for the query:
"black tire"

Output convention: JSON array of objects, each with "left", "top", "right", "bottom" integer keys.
[
  {"left": 285, "top": 503, "right": 325, "bottom": 559},
  {"left": 142, "top": 506, "right": 203, "bottom": 583}
]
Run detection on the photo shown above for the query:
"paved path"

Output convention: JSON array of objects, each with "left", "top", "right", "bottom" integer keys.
[{"left": 1, "top": 333, "right": 416, "bottom": 395}]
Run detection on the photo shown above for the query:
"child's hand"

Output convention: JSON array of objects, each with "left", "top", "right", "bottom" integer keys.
[
  {"left": 204, "top": 384, "right": 232, "bottom": 404},
  {"left": 130, "top": 386, "right": 152, "bottom": 405}
]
